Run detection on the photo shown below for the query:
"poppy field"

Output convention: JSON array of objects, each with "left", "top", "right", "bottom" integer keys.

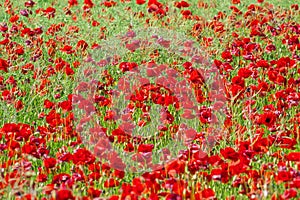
[{"left": 0, "top": 0, "right": 300, "bottom": 199}]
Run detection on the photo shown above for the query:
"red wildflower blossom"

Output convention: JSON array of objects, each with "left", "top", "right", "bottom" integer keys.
[
  {"left": 175, "top": 1, "right": 190, "bottom": 8},
  {"left": 58, "top": 99, "right": 72, "bottom": 111},
  {"left": 221, "top": 50, "right": 232, "bottom": 62},
  {"left": 14, "top": 100, "right": 24, "bottom": 111},
  {"left": 232, "top": 0, "right": 240, "bottom": 4},
  {"left": 60, "top": 45, "right": 75, "bottom": 54},
  {"left": 58, "top": 153, "right": 73, "bottom": 162},
  {"left": 72, "top": 148, "right": 95, "bottom": 165},
  {"left": 44, "top": 99, "right": 55, "bottom": 109},
  {"left": 44, "top": 157, "right": 57, "bottom": 169},
  {"left": 166, "top": 160, "right": 185, "bottom": 175},
  {"left": 200, "top": 188, "right": 215, "bottom": 199},
  {"left": 37, "top": 173, "right": 47, "bottom": 183},
  {"left": 138, "top": 144, "right": 154, "bottom": 153},
  {"left": 181, "top": 10, "right": 192, "bottom": 19},
  {"left": 220, "top": 147, "right": 239, "bottom": 161},
  {"left": 52, "top": 173, "right": 71, "bottom": 185},
  {"left": 21, "top": 143, "right": 37, "bottom": 157},
  {"left": 42, "top": 7, "right": 56, "bottom": 19},
  {"left": 9, "top": 15, "right": 19, "bottom": 23},
  {"left": 25, "top": 0, "right": 35, "bottom": 7},
  {"left": 211, "top": 168, "right": 229, "bottom": 183},
  {"left": 119, "top": 62, "right": 138, "bottom": 72},
  {"left": 198, "top": 106, "right": 213, "bottom": 124},
  {"left": 102, "top": 1, "right": 117, "bottom": 7},
  {"left": 280, "top": 188, "right": 298, "bottom": 199},
  {"left": 0, "top": 58, "right": 9, "bottom": 72},
  {"left": 46, "top": 110, "right": 62, "bottom": 127},
  {"left": 286, "top": 152, "right": 300, "bottom": 162},
  {"left": 84, "top": 0, "right": 94, "bottom": 8},
  {"left": 68, "top": 0, "right": 78, "bottom": 7},
  {"left": 56, "top": 189, "right": 75, "bottom": 200},
  {"left": 136, "top": 0, "right": 146, "bottom": 5},
  {"left": 258, "top": 112, "right": 277, "bottom": 127},
  {"left": 291, "top": 4, "right": 299, "bottom": 10},
  {"left": 76, "top": 40, "right": 88, "bottom": 51},
  {"left": 238, "top": 68, "right": 253, "bottom": 78},
  {"left": 232, "top": 76, "right": 245, "bottom": 88}
]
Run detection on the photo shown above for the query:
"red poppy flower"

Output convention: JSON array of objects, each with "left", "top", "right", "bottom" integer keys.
[
  {"left": 201, "top": 188, "right": 215, "bottom": 199},
  {"left": 9, "top": 15, "right": 19, "bottom": 23},
  {"left": 102, "top": 1, "right": 117, "bottom": 7},
  {"left": 220, "top": 147, "right": 239, "bottom": 161},
  {"left": 21, "top": 143, "right": 37, "bottom": 157},
  {"left": 160, "top": 109, "right": 175, "bottom": 124},
  {"left": 52, "top": 173, "right": 71, "bottom": 185},
  {"left": 286, "top": 152, "right": 300, "bottom": 162},
  {"left": 276, "top": 137, "right": 297, "bottom": 149},
  {"left": 211, "top": 168, "right": 229, "bottom": 183},
  {"left": 113, "top": 169, "right": 125, "bottom": 179},
  {"left": 88, "top": 172, "right": 101, "bottom": 181},
  {"left": 232, "top": 76, "right": 245, "bottom": 88},
  {"left": 188, "top": 69, "right": 205, "bottom": 85},
  {"left": 44, "top": 99, "right": 55, "bottom": 109},
  {"left": 138, "top": 144, "right": 154, "bottom": 153},
  {"left": 25, "top": 0, "right": 35, "bottom": 7},
  {"left": 58, "top": 100, "right": 72, "bottom": 111},
  {"left": 221, "top": 50, "right": 233, "bottom": 62},
  {"left": 165, "top": 193, "right": 182, "bottom": 200},
  {"left": 42, "top": 7, "right": 56, "bottom": 18},
  {"left": 238, "top": 68, "right": 253, "bottom": 78},
  {"left": 166, "top": 160, "right": 185, "bottom": 175},
  {"left": 84, "top": 0, "right": 94, "bottom": 8},
  {"left": 75, "top": 40, "right": 88, "bottom": 52},
  {"left": 276, "top": 170, "right": 292, "bottom": 183},
  {"left": 46, "top": 110, "right": 62, "bottom": 127},
  {"left": 21, "top": 63, "right": 34, "bottom": 74},
  {"left": 0, "top": 37, "right": 9, "bottom": 45},
  {"left": 58, "top": 153, "right": 73, "bottom": 162},
  {"left": 208, "top": 155, "right": 223, "bottom": 166},
  {"left": 221, "top": 62, "right": 233, "bottom": 73},
  {"left": 14, "top": 100, "right": 24, "bottom": 111},
  {"left": 109, "top": 196, "right": 120, "bottom": 200},
  {"left": 175, "top": 1, "right": 190, "bottom": 8},
  {"left": 7, "top": 140, "right": 20, "bottom": 151},
  {"left": 119, "top": 62, "right": 138, "bottom": 72},
  {"left": 68, "top": 0, "right": 78, "bottom": 6},
  {"left": 289, "top": 179, "right": 300, "bottom": 189},
  {"left": 265, "top": 44, "right": 276, "bottom": 53},
  {"left": 15, "top": 46, "right": 24, "bottom": 55},
  {"left": 72, "top": 148, "right": 95, "bottom": 165},
  {"left": 37, "top": 173, "right": 47, "bottom": 183},
  {"left": 280, "top": 188, "right": 297, "bottom": 199},
  {"left": 136, "top": 0, "right": 146, "bottom": 5},
  {"left": 181, "top": 10, "right": 192, "bottom": 19},
  {"left": 56, "top": 189, "right": 74, "bottom": 200},
  {"left": 44, "top": 157, "right": 57, "bottom": 169},
  {"left": 291, "top": 4, "right": 299, "bottom": 10},
  {"left": 65, "top": 66, "right": 74, "bottom": 75},
  {"left": 0, "top": 58, "right": 9, "bottom": 72},
  {"left": 198, "top": 106, "right": 212, "bottom": 124},
  {"left": 60, "top": 45, "right": 75, "bottom": 54},
  {"left": 258, "top": 112, "right": 277, "bottom": 127}
]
